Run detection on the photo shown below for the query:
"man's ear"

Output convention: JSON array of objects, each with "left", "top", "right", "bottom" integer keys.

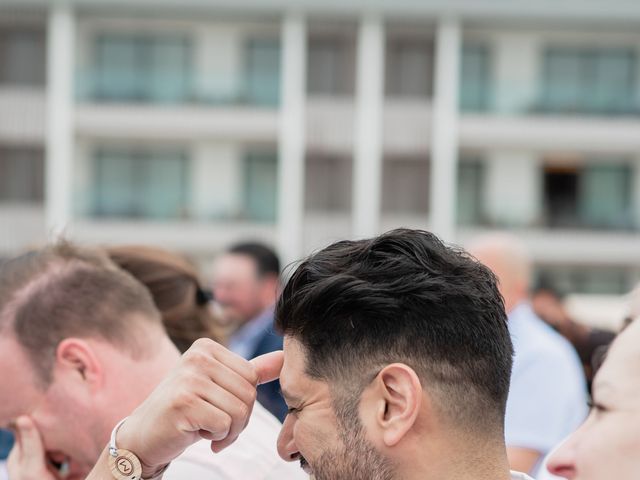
[
  {"left": 370, "top": 364, "right": 423, "bottom": 447},
  {"left": 55, "top": 338, "right": 103, "bottom": 390}
]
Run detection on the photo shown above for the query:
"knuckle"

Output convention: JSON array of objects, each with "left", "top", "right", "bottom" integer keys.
[{"left": 219, "top": 414, "right": 232, "bottom": 434}]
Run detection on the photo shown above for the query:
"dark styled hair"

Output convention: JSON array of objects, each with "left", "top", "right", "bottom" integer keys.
[
  {"left": 228, "top": 242, "right": 280, "bottom": 277},
  {"left": 275, "top": 228, "right": 513, "bottom": 435},
  {"left": 0, "top": 241, "right": 163, "bottom": 385}
]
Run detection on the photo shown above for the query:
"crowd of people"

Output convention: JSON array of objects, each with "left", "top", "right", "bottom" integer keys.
[{"left": 0, "top": 228, "right": 636, "bottom": 479}]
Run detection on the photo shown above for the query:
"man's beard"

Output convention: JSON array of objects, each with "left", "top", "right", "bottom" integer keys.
[{"left": 304, "top": 404, "right": 395, "bottom": 480}]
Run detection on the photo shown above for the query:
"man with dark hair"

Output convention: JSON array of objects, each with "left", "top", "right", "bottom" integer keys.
[
  {"left": 213, "top": 241, "right": 286, "bottom": 420},
  {"left": 274, "top": 228, "right": 520, "bottom": 479},
  {"left": 21, "top": 229, "right": 529, "bottom": 480}
]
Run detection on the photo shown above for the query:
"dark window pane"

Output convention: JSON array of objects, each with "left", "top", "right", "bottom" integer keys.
[
  {"left": 92, "top": 146, "right": 188, "bottom": 219},
  {"left": 93, "top": 34, "right": 191, "bottom": 103},
  {"left": 382, "top": 158, "right": 430, "bottom": 213},
  {"left": 308, "top": 36, "right": 354, "bottom": 95},
  {"left": 386, "top": 37, "right": 433, "bottom": 98},
  {"left": 245, "top": 38, "right": 281, "bottom": 106},
  {"left": 0, "top": 147, "right": 44, "bottom": 203},
  {"left": 457, "top": 159, "right": 485, "bottom": 225},
  {"left": 541, "top": 47, "right": 636, "bottom": 114},
  {"left": 0, "top": 28, "right": 46, "bottom": 85},
  {"left": 243, "top": 151, "right": 278, "bottom": 221},
  {"left": 305, "top": 155, "right": 352, "bottom": 211},
  {"left": 460, "top": 44, "right": 491, "bottom": 112}
]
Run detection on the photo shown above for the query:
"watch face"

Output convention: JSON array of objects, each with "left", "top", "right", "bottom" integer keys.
[
  {"left": 116, "top": 457, "right": 134, "bottom": 476},
  {"left": 108, "top": 449, "right": 143, "bottom": 480}
]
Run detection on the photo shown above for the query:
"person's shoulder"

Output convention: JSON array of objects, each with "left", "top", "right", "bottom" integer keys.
[
  {"left": 253, "top": 328, "right": 283, "bottom": 357},
  {"left": 513, "top": 306, "right": 578, "bottom": 361}
]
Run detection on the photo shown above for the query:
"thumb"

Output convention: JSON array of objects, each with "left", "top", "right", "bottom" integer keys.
[{"left": 251, "top": 351, "right": 284, "bottom": 385}]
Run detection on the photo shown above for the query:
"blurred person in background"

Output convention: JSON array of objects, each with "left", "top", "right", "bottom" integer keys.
[
  {"left": 470, "top": 234, "right": 588, "bottom": 476},
  {"left": 0, "top": 242, "right": 305, "bottom": 480},
  {"left": 212, "top": 242, "right": 286, "bottom": 421},
  {"left": 546, "top": 317, "right": 640, "bottom": 479},
  {"left": 107, "top": 245, "right": 225, "bottom": 352},
  {"left": 532, "top": 280, "right": 616, "bottom": 390}
]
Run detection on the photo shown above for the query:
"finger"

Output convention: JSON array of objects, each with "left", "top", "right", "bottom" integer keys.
[
  {"left": 196, "top": 380, "right": 251, "bottom": 442},
  {"left": 205, "top": 360, "right": 258, "bottom": 407},
  {"left": 187, "top": 340, "right": 258, "bottom": 386},
  {"left": 6, "top": 438, "right": 22, "bottom": 474},
  {"left": 189, "top": 398, "right": 233, "bottom": 442},
  {"left": 210, "top": 433, "right": 240, "bottom": 453},
  {"left": 12, "top": 416, "right": 48, "bottom": 474},
  {"left": 251, "top": 351, "right": 284, "bottom": 385}
]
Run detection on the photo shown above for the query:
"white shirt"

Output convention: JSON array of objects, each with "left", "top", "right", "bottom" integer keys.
[
  {"left": 506, "top": 304, "right": 588, "bottom": 476},
  {"left": 164, "top": 402, "right": 306, "bottom": 479},
  {"left": 0, "top": 462, "right": 7, "bottom": 480},
  {"left": 511, "top": 471, "right": 535, "bottom": 480}
]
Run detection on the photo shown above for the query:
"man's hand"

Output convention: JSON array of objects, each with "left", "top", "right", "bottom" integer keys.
[
  {"left": 115, "top": 339, "right": 283, "bottom": 477},
  {"left": 7, "top": 416, "right": 59, "bottom": 480}
]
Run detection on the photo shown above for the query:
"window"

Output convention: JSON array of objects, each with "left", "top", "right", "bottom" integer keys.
[
  {"left": 92, "top": 146, "right": 188, "bottom": 219},
  {"left": 0, "top": 147, "right": 44, "bottom": 203},
  {"left": 0, "top": 27, "right": 46, "bottom": 86},
  {"left": 457, "top": 159, "right": 485, "bottom": 225},
  {"left": 245, "top": 38, "right": 281, "bottom": 106},
  {"left": 382, "top": 158, "right": 430, "bottom": 214},
  {"left": 243, "top": 151, "right": 278, "bottom": 221},
  {"left": 308, "top": 36, "right": 354, "bottom": 96},
  {"left": 460, "top": 44, "right": 491, "bottom": 112},
  {"left": 541, "top": 47, "right": 636, "bottom": 114},
  {"left": 536, "top": 266, "right": 631, "bottom": 295},
  {"left": 386, "top": 37, "right": 433, "bottom": 98},
  {"left": 543, "top": 162, "right": 633, "bottom": 229},
  {"left": 305, "top": 155, "right": 352, "bottom": 212},
  {"left": 93, "top": 34, "right": 191, "bottom": 103}
]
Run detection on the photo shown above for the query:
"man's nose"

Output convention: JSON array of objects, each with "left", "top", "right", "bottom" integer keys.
[{"left": 276, "top": 415, "right": 299, "bottom": 462}]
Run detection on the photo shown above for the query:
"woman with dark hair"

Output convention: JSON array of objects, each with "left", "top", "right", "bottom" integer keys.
[{"left": 107, "top": 245, "right": 226, "bottom": 353}]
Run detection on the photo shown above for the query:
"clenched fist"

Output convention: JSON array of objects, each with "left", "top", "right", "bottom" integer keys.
[{"left": 102, "top": 338, "right": 283, "bottom": 478}]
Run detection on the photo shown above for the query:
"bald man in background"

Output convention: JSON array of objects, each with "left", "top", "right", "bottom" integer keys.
[{"left": 469, "top": 234, "right": 587, "bottom": 477}]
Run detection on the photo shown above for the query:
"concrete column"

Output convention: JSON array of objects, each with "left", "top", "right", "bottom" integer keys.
[
  {"left": 352, "top": 14, "right": 385, "bottom": 239},
  {"left": 277, "top": 12, "right": 307, "bottom": 266},
  {"left": 429, "top": 17, "right": 461, "bottom": 242},
  {"left": 46, "top": 3, "right": 75, "bottom": 234}
]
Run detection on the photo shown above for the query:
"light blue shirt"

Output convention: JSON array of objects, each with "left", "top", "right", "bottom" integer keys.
[
  {"left": 505, "top": 303, "right": 588, "bottom": 476},
  {"left": 228, "top": 307, "right": 275, "bottom": 360}
]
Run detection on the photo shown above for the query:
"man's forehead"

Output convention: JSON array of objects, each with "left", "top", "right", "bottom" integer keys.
[{"left": 280, "top": 337, "right": 310, "bottom": 393}]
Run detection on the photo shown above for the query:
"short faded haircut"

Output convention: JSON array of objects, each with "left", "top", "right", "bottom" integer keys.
[
  {"left": 276, "top": 229, "right": 513, "bottom": 436},
  {"left": 0, "top": 241, "right": 163, "bottom": 385}
]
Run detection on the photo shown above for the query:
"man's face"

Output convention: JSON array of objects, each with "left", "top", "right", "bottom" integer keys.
[
  {"left": 0, "top": 336, "right": 101, "bottom": 479},
  {"left": 212, "top": 254, "right": 266, "bottom": 327},
  {"left": 277, "top": 337, "right": 394, "bottom": 480},
  {"left": 547, "top": 320, "right": 640, "bottom": 479}
]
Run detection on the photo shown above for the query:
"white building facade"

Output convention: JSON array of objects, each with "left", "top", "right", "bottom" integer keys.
[{"left": 2, "top": 0, "right": 640, "bottom": 296}]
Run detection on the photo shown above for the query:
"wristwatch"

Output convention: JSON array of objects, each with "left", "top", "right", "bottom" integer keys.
[{"left": 108, "top": 418, "right": 170, "bottom": 480}]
